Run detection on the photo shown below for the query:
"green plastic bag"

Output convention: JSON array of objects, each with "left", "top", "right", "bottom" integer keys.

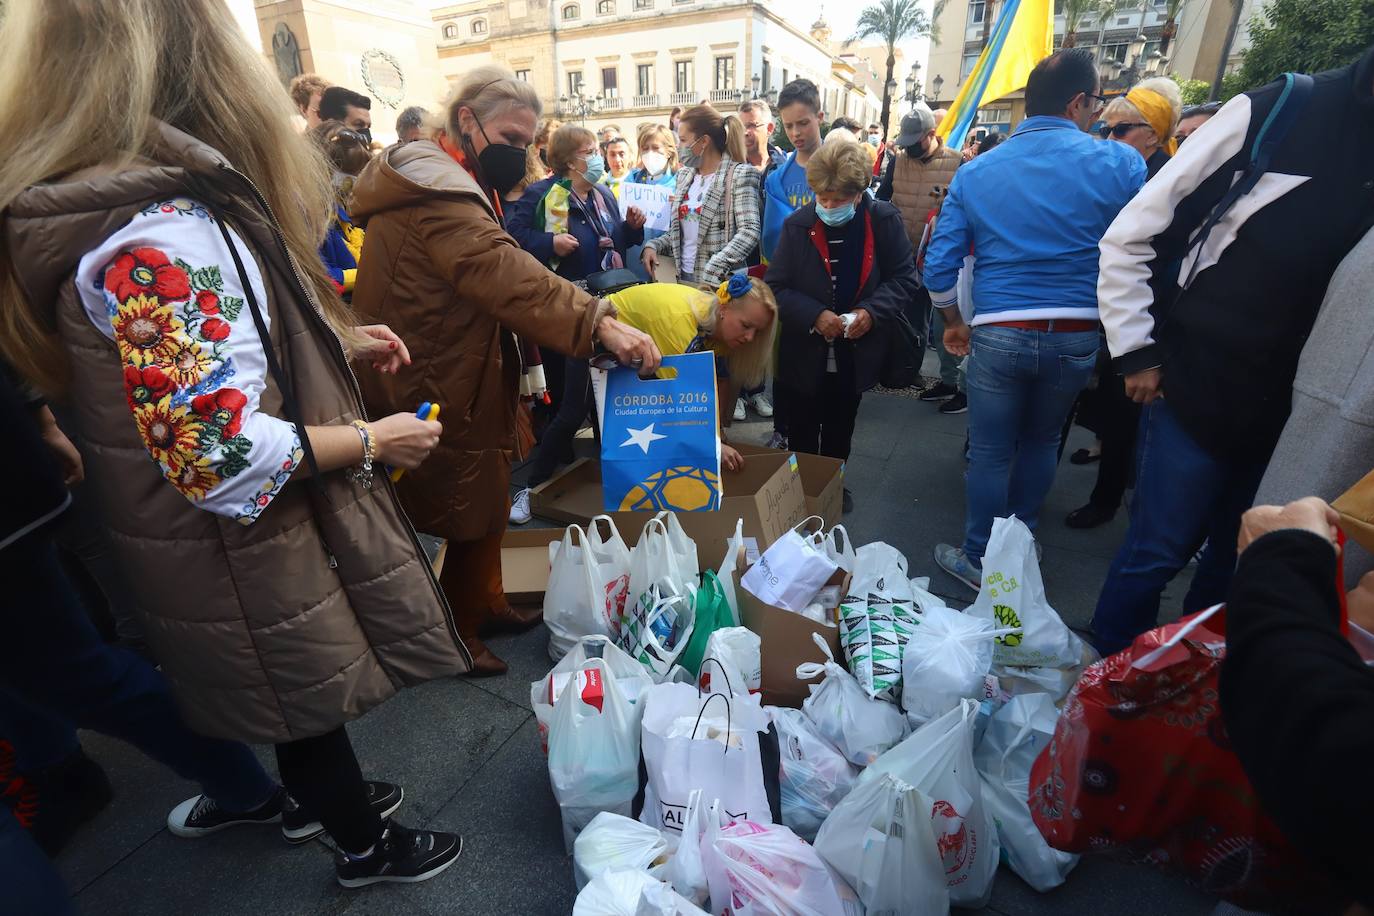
[{"left": 677, "top": 570, "right": 735, "bottom": 678}]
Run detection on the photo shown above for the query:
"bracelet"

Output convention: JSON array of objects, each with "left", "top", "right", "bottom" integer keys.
[{"left": 347, "top": 419, "right": 375, "bottom": 489}]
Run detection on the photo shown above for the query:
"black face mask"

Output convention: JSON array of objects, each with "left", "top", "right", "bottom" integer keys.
[{"left": 467, "top": 114, "right": 528, "bottom": 195}]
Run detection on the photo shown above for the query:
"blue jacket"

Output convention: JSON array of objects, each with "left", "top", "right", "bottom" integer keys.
[
  {"left": 923, "top": 116, "right": 1145, "bottom": 322},
  {"left": 761, "top": 152, "right": 816, "bottom": 263},
  {"left": 506, "top": 177, "right": 643, "bottom": 282}
]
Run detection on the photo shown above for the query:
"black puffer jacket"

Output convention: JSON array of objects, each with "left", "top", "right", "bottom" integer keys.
[
  {"left": 765, "top": 194, "right": 919, "bottom": 397},
  {"left": 0, "top": 362, "right": 69, "bottom": 550}
]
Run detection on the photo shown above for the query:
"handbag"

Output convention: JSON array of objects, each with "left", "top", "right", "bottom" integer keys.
[{"left": 878, "top": 309, "right": 921, "bottom": 389}]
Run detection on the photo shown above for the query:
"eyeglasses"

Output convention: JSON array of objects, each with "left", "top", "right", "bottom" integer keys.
[{"left": 1098, "top": 122, "right": 1150, "bottom": 139}]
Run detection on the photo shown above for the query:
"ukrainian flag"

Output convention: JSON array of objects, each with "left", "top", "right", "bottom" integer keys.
[{"left": 937, "top": 0, "right": 1054, "bottom": 151}]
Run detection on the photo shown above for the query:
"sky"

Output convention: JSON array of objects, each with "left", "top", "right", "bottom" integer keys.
[{"left": 781, "top": 0, "right": 934, "bottom": 80}]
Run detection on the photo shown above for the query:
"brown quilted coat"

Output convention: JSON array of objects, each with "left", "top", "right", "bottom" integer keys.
[
  {"left": 5, "top": 122, "right": 471, "bottom": 744},
  {"left": 349, "top": 140, "right": 610, "bottom": 543}
]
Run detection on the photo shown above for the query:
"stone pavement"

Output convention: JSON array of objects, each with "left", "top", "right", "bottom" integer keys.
[{"left": 61, "top": 373, "right": 1220, "bottom": 916}]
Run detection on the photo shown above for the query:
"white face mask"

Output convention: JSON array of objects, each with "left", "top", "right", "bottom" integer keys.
[{"left": 640, "top": 151, "right": 668, "bottom": 175}]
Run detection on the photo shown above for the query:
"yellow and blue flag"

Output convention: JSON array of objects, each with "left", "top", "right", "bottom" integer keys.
[{"left": 938, "top": 0, "right": 1054, "bottom": 151}]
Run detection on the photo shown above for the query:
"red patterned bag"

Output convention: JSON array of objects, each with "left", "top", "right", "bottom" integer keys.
[{"left": 1028, "top": 601, "right": 1339, "bottom": 910}]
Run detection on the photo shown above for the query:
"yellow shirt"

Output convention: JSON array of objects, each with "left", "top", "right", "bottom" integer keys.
[{"left": 608, "top": 283, "right": 725, "bottom": 364}]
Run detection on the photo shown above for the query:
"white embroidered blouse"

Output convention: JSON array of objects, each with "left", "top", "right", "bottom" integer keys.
[{"left": 74, "top": 198, "right": 303, "bottom": 525}]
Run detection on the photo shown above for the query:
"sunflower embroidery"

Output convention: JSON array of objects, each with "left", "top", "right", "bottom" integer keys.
[
  {"left": 168, "top": 453, "right": 222, "bottom": 501},
  {"left": 112, "top": 295, "right": 188, "bottom": 367},
  {"left": 104, "top": 247, "right": 192, "bottom": 304},
  {"left": 164, "top": 338, "right": 213, "bottom": 388},
  {"left": 133, "top": 398, "right": 204, "bottom": 468}
]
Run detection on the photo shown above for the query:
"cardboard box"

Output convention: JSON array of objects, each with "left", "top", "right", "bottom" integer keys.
[
  {"left": 734, "top": 444, "right": 845, "bottom": 527},
  {"left": 739, "top": 567, "right": 846, "bottom": 709},
  {"left": 529, "top": 452, "right": 807, "bottom": 571},
  {"left": 500, "top": 528, "right": 564, "bottom": 606}
]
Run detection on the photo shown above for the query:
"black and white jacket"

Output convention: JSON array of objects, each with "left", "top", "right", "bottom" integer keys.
[{"left": 1098, "top": 43, "right": 1374, "bottom": 459}]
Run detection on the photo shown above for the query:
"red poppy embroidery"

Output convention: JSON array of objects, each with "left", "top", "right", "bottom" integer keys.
[
  {"left": 200, "top": 317, "right": 230, "bottom": 342},
  {"left": 105, "top": 247, "right": 191, "bottom": 304},
  {"left": 122, "top": 365, "right": 175, "bottom": 409},
  {"left": 192, "top": 388, "right": 248, "bottom": 438},
  {"left": 196, "top": 290, "right": 220, "bottom": 315}
]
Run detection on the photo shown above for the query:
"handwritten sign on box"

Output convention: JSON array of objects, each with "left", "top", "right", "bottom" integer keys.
[{"left": 619, "top": 182, "right": 674, "bottom": 234}]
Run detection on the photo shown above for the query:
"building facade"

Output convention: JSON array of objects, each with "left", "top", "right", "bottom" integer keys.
[
  {"left": 924, "top": 0, "right": 1249, "bottom": 137},
  {"left": 431, "top": 0, "right": 882, "bottom": 138}
]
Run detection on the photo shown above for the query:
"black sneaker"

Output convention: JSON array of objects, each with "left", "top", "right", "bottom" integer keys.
[
  {"left": 167, "top": 786, "right": 284, "bottom": 838},
  {"left": 938, "top": 392, "right": 968, "bottom": 415},
  {"left": 918, "top": 381, "right": 958, "bottom": 402},
  {"left": 335, "top": 823, "right": 463, "bottom": 888},
  {"left": 282, "top": 781, "right": 405, "bottom": 844}
]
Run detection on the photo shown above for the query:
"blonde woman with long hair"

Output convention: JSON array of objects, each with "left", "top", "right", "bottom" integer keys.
[
  {"left": 348, "top": 65, "right": 660, "bottom": 674},
  {"left": 0, "top": 0, "right": 475, "bottom": 887},
  {"left": 641, "top": 103, "right": 760, "bottom": 286}
]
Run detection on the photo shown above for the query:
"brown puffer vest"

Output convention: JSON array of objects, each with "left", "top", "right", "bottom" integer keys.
[
  {"left": 5, "top": 122, "right": 471, "bottom": 744},
  {"left": 888, "top": 142, "right": 964, "bottom": 251}
]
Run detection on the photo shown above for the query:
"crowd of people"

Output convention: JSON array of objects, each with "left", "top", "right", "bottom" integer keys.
[{"left": 4, "top": 0, "right": 1374, "bottom": 909}]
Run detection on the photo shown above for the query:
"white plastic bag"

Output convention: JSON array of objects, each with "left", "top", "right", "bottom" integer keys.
[
  {"left": 741, "top": 516, "right": 838, "bottom": 613},
  {"left": 548, "top": 659, "right": 641, "bottom": 852},
  {"left": 623, "top": 518, "right": 699, "bottom": 680},
  {"left": 839, "top": 542, "right": 920, "bottom": 701},
  {"left": 665, "top": 790, "right": 710, "bottom": 907},
  {"left": 573, "top": 867, "right": 708, "bottom": 916},
  {"left": 823, "top": 525, "right": 857, "bottom": 574},
  {"left": 716, "top": 519, "right": 746, "bottom": 627},
  {"left": 967, "top": 516, "right": 1086, "bottom": 670},
  {"left": 699, "top": 627, "right": 761, "bottom": 695},
  {"left": 860, "top": 699, "right": 999, "bottom": 908},
  {"left": 768, "top": 706, "right": 859, "bottom": 841},
  {"left": 640, "top": 684, "right": 773, "bottom": 834},
  {"left": 574, "top": 812, "right": 672, "bottom": 890},
  {"left": 533, "top": 635, "right": 654, "bottom": 753},
  {"left": 796, "top": 633, "right": 910, "bottom": 767},
  {"left": 814, "top": 772, "right": 949, "bottom": 915},
  {"left": 546, "top": 518, "right": 634, "bottom": 662},
  {"left": 993, "top": 641, "right": 1099, "bottom": 704},
  {"left": 973, "top": 693, "right": 1079, "bottom": 892},
  {"left": 901, "top": 605, "right": 1019, "bottom": 728},
  {"left": 701, "top": 804, "right": 857, "bottom": 916}
]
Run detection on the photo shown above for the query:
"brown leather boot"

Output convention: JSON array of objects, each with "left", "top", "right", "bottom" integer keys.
[
  {"left": 480, "top": 604, "right": 544, "bottom": 638},
  {"left": 463, "top": 638, "right": 509, "bottom": 678}
]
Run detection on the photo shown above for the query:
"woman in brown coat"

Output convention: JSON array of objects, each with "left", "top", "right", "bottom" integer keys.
[
  {"left": 350, "top": 66, "right": 660, "bottom": 675},
  {"left": 0, "top": 0, "right": 471, "bottom": 888}
]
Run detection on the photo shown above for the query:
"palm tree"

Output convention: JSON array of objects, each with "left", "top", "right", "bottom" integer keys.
[
  {"left": 849, "top": 0, "right": 935, "bottom": 139},
  {"left": 1158, "top": 0, "right": 1185, "bottom": 55},
  {"left": 1059, "top": 0, "right": 1100, "bottom": 48}
]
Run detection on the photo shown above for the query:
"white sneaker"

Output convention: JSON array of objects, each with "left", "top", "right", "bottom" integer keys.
[
  {"left": 509, "top": 488, "right": 532, "bottom": 525},
  {"left": 748, "top": 393, "right": 774, "bottom": 418},
  {"left": 733, "top": 398, "right": 747, "bottom": 421}
]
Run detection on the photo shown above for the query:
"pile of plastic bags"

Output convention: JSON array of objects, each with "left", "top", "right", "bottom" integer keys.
[{"left": 537, "top": 511, "right": 1095, "bottom": 914}]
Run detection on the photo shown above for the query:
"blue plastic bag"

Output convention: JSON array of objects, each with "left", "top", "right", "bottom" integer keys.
[{"left": 601, "top": 352, "right": 720, "bottom": 513}]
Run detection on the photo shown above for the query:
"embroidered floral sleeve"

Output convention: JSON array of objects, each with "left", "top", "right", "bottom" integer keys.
[{"left": 75, "top": 198, "right": 303, "bottom": 525}]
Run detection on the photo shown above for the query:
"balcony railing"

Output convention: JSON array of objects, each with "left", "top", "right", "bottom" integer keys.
[
  {"left": 707, "top": 88, "right": 739, "bottom": 103},
  {"left": 631, "top": 93, "right": 660, "bottom": 109},
  {"left": 669, "top": 90, "right": 697, "bottom": 106},
  {"left": 599, "top": 96, "right": 624, "bottom": 110}
]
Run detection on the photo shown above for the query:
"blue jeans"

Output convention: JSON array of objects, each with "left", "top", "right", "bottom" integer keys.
[
  {"left": 963, "top": 326, "right": 1098, "bottom": 562},
  {"left": 0, "top": 533, "right": 275, "bottom": 812},
  {"left": 1090, "top": 399, "right": 1269, "bottom": 655},
  {"left": 1, "top": 806, "right": 72, "bottom": 915},
  {"left": 927, "top": 307, "right": 962, "bottom": 389}
]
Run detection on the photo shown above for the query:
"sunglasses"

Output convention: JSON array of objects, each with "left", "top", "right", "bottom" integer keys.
[{"left": 1098, "top": 121, "right": 1150, "bottom": 139}]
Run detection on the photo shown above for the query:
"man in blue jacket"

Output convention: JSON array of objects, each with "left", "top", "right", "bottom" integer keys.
[{"left": 922, "top": 48, "right": 1146, "bottom": 591}]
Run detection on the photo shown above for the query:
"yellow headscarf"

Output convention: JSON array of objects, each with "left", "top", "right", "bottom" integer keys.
[{"left": 1126, "top": 87, "right": 1179, "bottom": 156}]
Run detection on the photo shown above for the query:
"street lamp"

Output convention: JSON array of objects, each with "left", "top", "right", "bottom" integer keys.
[
  {"left": 903, "top": 61, "right": 923, "bottom": 108},
  {"left": 931, "top": 73, "right": 944, "bottom": 102},
  {"left": 751, "top": 73, "right": 761, "bottom": 97},
  {"left": 557, "top": 81, "right": 602, "bottom": 125}
]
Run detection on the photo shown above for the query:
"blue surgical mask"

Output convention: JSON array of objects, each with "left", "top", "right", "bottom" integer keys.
[
  {"left": 581, "top": 152, "right": 607, "bottom": 183},
  {"left": 678, "top": 136, "right": 704, "bottom": 170},
  {"left": 816, "top": 200, "right": 857, "bottom": 227}
]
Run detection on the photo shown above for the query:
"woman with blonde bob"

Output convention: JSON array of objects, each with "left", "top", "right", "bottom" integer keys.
[
  {"left": 765, "top": 138, "right": 919, "bottom": 512},
  {"left": 0, "top": 0, "right": 475, "bottom": 888},
  {"left": 519, "top": 275, "right": 778, "bottom": 502},
  {"left": 348, "top": 65, "right": 659, "bottom": 675},
  {"left": 1100, "top": 76, "right": 1182, "bottom": 178},
  {"left": 642, "top": 103, "right": 760, "bottom": 286}
]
